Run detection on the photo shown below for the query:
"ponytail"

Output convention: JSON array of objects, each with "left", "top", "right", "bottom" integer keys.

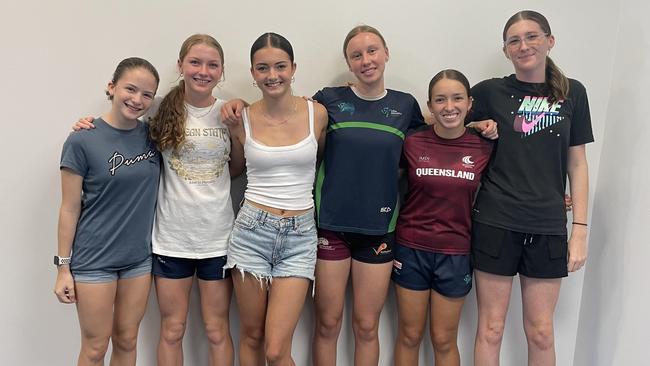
[
  {"left": 149, "top": 80, "right": 187, "bottom": 151},
  {"left": 545, "top": 56, "right": 569, "bottom": 104}
]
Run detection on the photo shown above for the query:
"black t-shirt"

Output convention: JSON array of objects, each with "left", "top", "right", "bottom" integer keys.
[{"left": 470, "top": 75, "right": 594, "bottom": 234}]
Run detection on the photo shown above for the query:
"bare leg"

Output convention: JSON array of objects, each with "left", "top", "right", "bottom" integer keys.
[
  {"left": 233, "top": 271, "right": 268, "bottom": 366},
  {"left": 393, "top": 285, "right": 429, "bottom": 366},
  {"left": 351, "top": 260, "right": 393, "bottom": 366},
  {"left": 198, "top": 278, "right": 234, "bottom": 366},
  {"left": 474, "top": 270, "right": 514, "bottom": 366},
  {"left": 430, "top": 291, "right": 465, "bottom": 366},
  {"left": 109, "top": 274, "right": 151, "bottom": 366},
  {"left": 312, "top": 258, "right": 351, "bottom": 366},
  {"left": 155, "top": 276, "right": 193, "bottom": 366},
  {"left": 520, "top": 276, "right": 561, "bottom": 366},
  {"left": 75, "top": 281, "right": 117, "bottom": 366},
  {"left": 265, "top": 277, "right": 310, "bottom": 366}
]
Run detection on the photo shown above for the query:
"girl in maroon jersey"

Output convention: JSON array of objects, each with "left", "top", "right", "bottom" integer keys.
[{"left": 392, "top": 69, "right": 493, "bottom": 366}]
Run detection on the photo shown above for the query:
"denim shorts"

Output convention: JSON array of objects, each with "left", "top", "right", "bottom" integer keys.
[
  {"left": 72, "top": 255, "right": 152, "bottom": 283},
  {"left": 225, "top": 201, "right": 318, "bottom": 281}
]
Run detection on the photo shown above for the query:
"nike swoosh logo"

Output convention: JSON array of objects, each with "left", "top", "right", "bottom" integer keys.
[{"left": 522, "top": 113, "right": 545, "bottom": 133}]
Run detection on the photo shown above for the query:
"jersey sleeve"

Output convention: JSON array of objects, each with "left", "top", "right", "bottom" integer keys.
[
  {"left": 408, "top": 96, "right": 426, "bottom": 132},
  {"left": 313, "top": 89, "right": 325, "bottom": 104},
  {"left": 60, "top": 132, "right": 88, "bottom": 177},
  {"left": 568, "top": 79, "right": 595, "bottom": 146}
]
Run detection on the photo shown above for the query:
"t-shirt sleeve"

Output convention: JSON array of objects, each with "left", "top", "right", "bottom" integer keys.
[
  {"left": 408, "top": 97, "right": 426, "bottom": 132},
  {"left": 568, "top": 80, "right": 595, "bottom": 146},
  {"left": 312, "top": 89, "right": 325, "bottom": 104},
  {"left": 60, "top": 133, "right": 88, "bottom": 176},
  {"left": 467, "top": 80, "right": 492, "bottom": 122}
]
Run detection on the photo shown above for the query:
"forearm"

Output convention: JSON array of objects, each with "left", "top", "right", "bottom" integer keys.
[
  {"left": 567, "top": 146, "right": 589, "bottom": 224},
  {"left": 57, "top": 205, "right": 80, "bottom": 258}
]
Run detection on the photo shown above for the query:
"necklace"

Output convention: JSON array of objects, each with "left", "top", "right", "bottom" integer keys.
[
  {"left": 186, "top": 98, "right": 216, "bottom": 119},
  {"left": 260, "top": 100, "right": 297, "bottom": 125}
]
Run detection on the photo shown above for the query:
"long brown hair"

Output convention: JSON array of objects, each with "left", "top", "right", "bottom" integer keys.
[
  {"left": 149, "top": 34, "right": 224, "bottom": 151},
  {"left": 503, "top": 10, "right": 569, "bottom": 104}
]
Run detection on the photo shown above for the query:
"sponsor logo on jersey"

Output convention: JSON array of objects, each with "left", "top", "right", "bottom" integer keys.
[
  {"left": 512, "top": 95, "right": 564, "bottom": 137},
  {"left": 380, "top": 107, "right": 403, "bottom": 117},
  {"left": 338, "top": 102, "right": 355, "bottom": 115},
  {"left": 380, "top": 206, "right": 392, "bottom": 213},
  {"left": 461, "top": 155, "right": 475, "bottom": 169},
  {"left": 418, "top": 155, "right": 431, "bottom": 162},
  {"left": 373, "top": 242, "right": 389, "bottom": 255}
]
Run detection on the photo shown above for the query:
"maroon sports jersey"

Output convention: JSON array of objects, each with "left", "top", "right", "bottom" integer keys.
[{"left": 397, "top": 128, "right": 493, "bottom": 254}]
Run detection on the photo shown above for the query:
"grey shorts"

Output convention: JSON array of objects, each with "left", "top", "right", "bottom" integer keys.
[
  {"left": 72, "top": 255, "right": 152, "bottom": 283},
  {"left": 225, "top": 201, "right": 318, "bottom": 282}
]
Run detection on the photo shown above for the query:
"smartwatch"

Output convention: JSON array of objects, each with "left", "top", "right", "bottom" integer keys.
[{"left": 54, "top": 255, "right": 71, "bottom": 266}]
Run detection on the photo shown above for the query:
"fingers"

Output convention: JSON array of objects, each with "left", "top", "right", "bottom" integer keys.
[
  {"left": 567, "top": 254, "right": 587, "bottom": 272},
  {"left": 564, "top": 194, "right": 573, "bottom": 212},
  {"left": 54, "top": 285, "right": 76, "bottom": 303}
]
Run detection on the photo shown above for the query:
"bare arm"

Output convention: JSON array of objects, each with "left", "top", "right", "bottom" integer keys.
[
  {"left": 313, "top": 103, "right": 328, "bottom": 163},
  {"left": 567, "top": 144, "right": 589, "bottom": 272},
  {"left": 54, "top": 168, "right": 82, "bottom": 303},
  {"left": 228, "top": 124, "right": 246, "bottom": 178}
]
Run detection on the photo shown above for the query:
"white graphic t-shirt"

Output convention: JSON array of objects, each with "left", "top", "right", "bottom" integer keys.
[{"left": 152, "top": 99, "right": 234, "bottom": 258}]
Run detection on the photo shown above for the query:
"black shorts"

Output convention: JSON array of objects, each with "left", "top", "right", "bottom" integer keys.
[
  {"left": 152, "top": 254, "right": 231, "bottom": 281},
  {"left": 471, "top": 222, "right": 568, "bottom": 278},
  {"left": 391, "top": 243, "right": 472, "bottom": 298},
  {"left": 317, "top": 229, "right": 395, "bottom": 264}
]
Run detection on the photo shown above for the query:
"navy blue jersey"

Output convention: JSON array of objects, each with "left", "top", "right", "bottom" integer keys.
[
  {"left": 470, "top": 75, "right": 594, "bottom": 234},
  {"left": 314, "top": 87, "right": 425, "bottom": 235}
]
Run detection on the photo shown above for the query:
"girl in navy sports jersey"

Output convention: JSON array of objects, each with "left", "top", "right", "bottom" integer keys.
[
  {"left": 55, "top": 57, "right": 160, "bottom": 366},
  {"left": 470, "top": 11, "right": 593, "bottom": 366},
  {"left": 392, "top": 69, "right": 492, "bottom": 366}
]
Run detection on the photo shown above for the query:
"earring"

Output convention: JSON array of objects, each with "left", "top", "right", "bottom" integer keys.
[
  {"left": 291, "top": 76, "right": 295, "bottom": 83},
  {"left": 252, "top": 81, "right": 258, "bottom": 87}
]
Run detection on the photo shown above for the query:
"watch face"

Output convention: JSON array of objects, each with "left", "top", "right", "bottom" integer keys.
[{"left": 54, "top": 256, "right": 59, "bottom": 265}]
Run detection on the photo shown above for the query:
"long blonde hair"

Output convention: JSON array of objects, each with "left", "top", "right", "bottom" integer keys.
[{"left": 149, "top": 34, "right": 224, "bottom": 151}]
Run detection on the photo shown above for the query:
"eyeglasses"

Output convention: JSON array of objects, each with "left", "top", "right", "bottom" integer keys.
[{"left": 504, "top": 33, "right": 548, "bottom": 49}]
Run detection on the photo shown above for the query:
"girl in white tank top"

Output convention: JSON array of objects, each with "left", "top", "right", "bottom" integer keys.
[{"left": 224, "top": 32, "right": 328, "bottom": 365}]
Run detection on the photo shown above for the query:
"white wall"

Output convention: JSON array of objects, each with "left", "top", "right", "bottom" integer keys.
[
  {"left": 573, "top": 0, "right": 650, "bottom": 365},
  {"left": 0, "top": 0, "right": 621, "bottom": 365}
]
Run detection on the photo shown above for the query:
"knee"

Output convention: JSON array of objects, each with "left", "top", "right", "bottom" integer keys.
[
  {"left": 431, "top": 330, "right": 456, "bottom": 354},
  {"left": 241, "top": 325, "right": 265, "bottom": 349},
  {"left": 478, "top": 319, "right": 506, "bottom": 347},
  {"left": 316, "top": 313, "right": 343, "bottom": 339},
  {"left": 352, "top": 315, "right": 379, "bottom": 343},
  {"left": 264, "top": 341, "right": 289, "bottom": 366},
  {"left": 80, "top": 337, "right": 110, "bottom": 364},
  {"left": 111, "top": 330, "right": 138, "bottom": 354},
  {"left": 160, "top": 319, "right": 187, "bottom": 346},
  {"left": 398, "top": 326, "right": 425, "bottom": 349},
  {"left": 204, "top": 320, "right": 230, "bottom": 346},
  {"left": 525, "top": 321, "right": 555, "bottom": 351}
]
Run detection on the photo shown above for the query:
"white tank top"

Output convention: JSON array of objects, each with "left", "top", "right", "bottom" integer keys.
[{"left": 243, "top": 100, "right": 318, "bottom": 210}]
